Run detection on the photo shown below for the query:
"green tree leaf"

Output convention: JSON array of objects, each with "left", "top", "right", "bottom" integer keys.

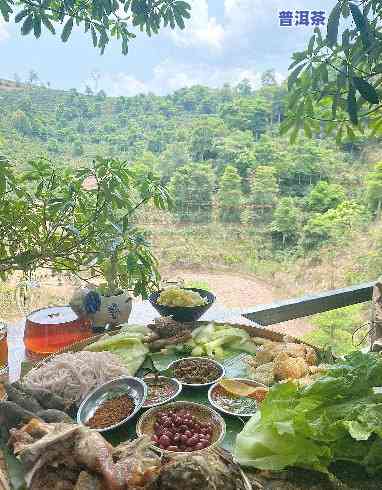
[
  {"left": 326, "top": 4, "right": 341, "bottom": 47},
  {"left": 349, "top": 2, "right": 371, "bottom": 49},
  {"left": 21, "top": 15, "right": 34, "bottom": 35},
  {"left": 353, "top": 76, "right": 380, "bottom": 104},
  {"left": 33, "top": 17, "right": 41, "bottom": 38},
  {"left": 347, "top": 85, "right": 358, "bottom": 125},
  {"left": 288, "top": 63, "right": 306, "bottom": 90},
  {"left": 15, "top": 9, "right": 28, "bottom": 23},
  {"left": 61, "top": 17, "right": 73, "bottom": 42}
]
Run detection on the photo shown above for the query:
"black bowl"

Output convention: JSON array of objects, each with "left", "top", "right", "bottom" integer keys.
[{"left": 149, "top": 287, "right": 215, "bottom": 323}]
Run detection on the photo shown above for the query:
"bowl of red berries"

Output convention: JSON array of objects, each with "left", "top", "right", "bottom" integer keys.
[{"left": 136, "top": 400, "right": 226, "bottom": 454}]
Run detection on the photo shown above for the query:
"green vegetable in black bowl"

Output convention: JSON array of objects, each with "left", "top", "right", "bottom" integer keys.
[{"left": 149, "top": 288, "right": 215, "bottom": 323}]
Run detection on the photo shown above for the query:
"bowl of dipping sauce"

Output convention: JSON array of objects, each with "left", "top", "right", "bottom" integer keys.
[
  {"left": 208, "top": 378, "right": 267, "bottom": 417},
  {"left": 143, "top": 375, "right": 182, "bottom": 408},
  {"left": 168, "top": 357, "right": 225, "bottom": 387},
  {"left": 77, "top": 376, "right": 147, "bottom": 432}
]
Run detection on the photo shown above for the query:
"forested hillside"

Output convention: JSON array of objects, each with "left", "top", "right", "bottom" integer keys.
[
  {"left": 1, "top": 72, "right": 382, "bottom": 351},
  {"left": 1, "top": 73, "right": 380, "bottom": 256}
]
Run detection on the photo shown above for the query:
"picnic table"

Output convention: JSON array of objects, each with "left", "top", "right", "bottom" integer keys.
[{"left": 3, "top": 300, "right": 380, "bottom": 490}]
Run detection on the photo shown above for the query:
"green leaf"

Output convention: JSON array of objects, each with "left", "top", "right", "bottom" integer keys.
[
  {"left": 288, "top": 63, "right": 306, "bottom": 90},
  {"left": 91, "top": 25, "right": 98, "bottom": 47},
  {"left": 346, "top": 125, "right": 356, "bottom": 140},
  {"left": 353, "top": 76, "right": 380, "bottom": 104},
  {"left": 370, "top": 117, "right": 382, "bottom": 137},
  {"left": 290, "top": 125, "right": 299, "bottom": 144},
  {"left": 61, "top": 17, "right": 73, "bottom": 42},
  {"left": 279, "top": 118, "right": 295, "bottom": 136},
  {"left": 15, "top": 9, "right": 29, "bottom": 23},
  {"left": 320, "top": 63, "right": 329, "bottom": 84},
  {"left": 41, "top": 15, "right": 55, "bottom": 34},
  {"left": 303, "top": 121, "right": 312, "bottom": 138},
  {"left": 349, "top": 2, "right": 371, "bottom": 49},
  {"left": 326, "top": 4, "right": 341, "bottom": 47},
  {"left": 347, "top": 85, "right": 358, "bottom": 125},
  {"left": 0, "top": 0, "right": 12, "bottom": 21},
  {"left": 33, "top": 17, "right": 41, "bottom": 38},
  {"left": 308, "top": 35, "right": 315, "bottom": 55},
  {"left": 21, "top": 15, "right": 34, "bottom": 35}
]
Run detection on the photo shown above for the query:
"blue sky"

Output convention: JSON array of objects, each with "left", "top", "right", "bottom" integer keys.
[{"left": 0, "top": 0, "right": 336, "bottom": 96}]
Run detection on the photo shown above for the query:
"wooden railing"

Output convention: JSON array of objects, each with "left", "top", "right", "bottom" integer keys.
[{"left": 243, "top": 281, "right": 375, "bottom": 326}]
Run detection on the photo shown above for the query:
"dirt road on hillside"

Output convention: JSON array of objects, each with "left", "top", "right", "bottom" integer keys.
[{"left": 161, "top": 268, "right": 314, "bottom": 338}]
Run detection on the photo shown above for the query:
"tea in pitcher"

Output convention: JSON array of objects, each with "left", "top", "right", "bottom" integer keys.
[
  {"left": 0, "top": 323, "right": 8, "bottom": 367},
  {"left": 24, "top": 306, "right": 92, "bottom": 358}
]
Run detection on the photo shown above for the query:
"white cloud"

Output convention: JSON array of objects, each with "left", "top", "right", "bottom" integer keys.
[
  {"left": 95, "top": 1, "right": 332, "bottom": 96},
  {"left": 97, "top": 73, "right": 147, "bottom": 97},
  {"left": 0, "top": 20, "right": 9, "bottom": 42},
  {"left": 169, "top": 0, "right": 224, "bottom": 50},
  {"left": 100, "top": 59, "right": 284, "bottom": 97}
]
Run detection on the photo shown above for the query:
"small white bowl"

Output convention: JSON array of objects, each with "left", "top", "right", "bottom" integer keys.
[{"left": 168, "top": 357, "right": 225, "bottom": 387}]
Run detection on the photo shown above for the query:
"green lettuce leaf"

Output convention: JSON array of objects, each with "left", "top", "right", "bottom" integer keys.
[{"left": 234, "top": 351, "right": 382, "bottom": 476}]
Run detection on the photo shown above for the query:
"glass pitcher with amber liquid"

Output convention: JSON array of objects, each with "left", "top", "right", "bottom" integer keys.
[{"left": 0, "top": 322, "right": 8, "bottom": 368}]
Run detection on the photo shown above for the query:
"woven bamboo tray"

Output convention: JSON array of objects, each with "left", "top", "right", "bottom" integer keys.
[
  {"left": 27, "top": 321, "right": 321, "bottom": 371},
  {"left": 0, "top": 321, "right": 321, "bottom": 402}
]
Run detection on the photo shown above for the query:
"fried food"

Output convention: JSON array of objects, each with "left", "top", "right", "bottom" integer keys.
[
  {"left": 247, "top": 337, "right": 319, "bottom": 384},
  {"left": 273, "top": 352, "right": 309, "bottom": 381},
  {"left": 247, "top": 361, "right": 275, "bottom": 386}
]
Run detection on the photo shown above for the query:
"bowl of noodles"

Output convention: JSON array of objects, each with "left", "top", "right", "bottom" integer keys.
[{"left": 149, "top": 287, "right": 215, "bottom": 323}]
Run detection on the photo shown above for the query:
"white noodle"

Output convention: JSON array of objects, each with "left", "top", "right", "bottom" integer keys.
[{"left": 23, "top": 351, "right": 130, "bottom": 404}]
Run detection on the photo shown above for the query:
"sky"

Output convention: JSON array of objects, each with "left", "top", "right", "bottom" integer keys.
[{"left": 0, "top": 0, "right": 336, "bottom": 96}]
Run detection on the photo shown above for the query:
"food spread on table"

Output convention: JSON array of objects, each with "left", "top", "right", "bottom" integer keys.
[{"left": 1, "top": 311, "right": 382, "bottom": 489}]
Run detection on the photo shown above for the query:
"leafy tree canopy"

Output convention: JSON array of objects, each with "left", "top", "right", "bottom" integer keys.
[
  {"left": 284, "top": 0, "right": 382, "bottom": 142},
  {"left": 306, "top": 181, "right": 346, "bottom": 213},
  {"left": 0, "top": 0, "right": 191, "bottom": 54}
]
